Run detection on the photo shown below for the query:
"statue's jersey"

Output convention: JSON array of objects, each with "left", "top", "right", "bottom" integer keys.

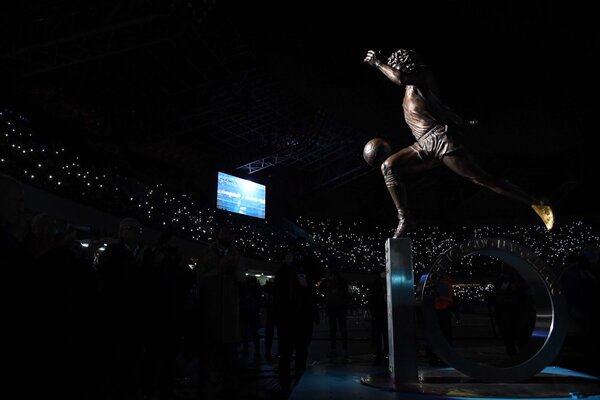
[{"left": 403, "top": 85, "right": 445, "bottom": 140}]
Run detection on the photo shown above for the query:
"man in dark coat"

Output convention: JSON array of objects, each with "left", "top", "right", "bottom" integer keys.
[{"left": 274, "top": 244, "right": 320, "bottom": 395}]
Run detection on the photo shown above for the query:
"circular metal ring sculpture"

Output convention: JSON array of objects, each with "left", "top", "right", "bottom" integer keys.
[{"left": 417, "top": 237, "right": 567, "bottom": 383}]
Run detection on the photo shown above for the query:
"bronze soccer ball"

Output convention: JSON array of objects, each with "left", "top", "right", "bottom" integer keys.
[{"left": 363, "top": 138, "right": 392, "bottom": 167}]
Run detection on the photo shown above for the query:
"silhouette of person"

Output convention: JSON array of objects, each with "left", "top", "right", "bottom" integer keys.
[
  {"left": 492, "top": 265, "right": 535, "bottom": 360},
  {"left": 96, "top": 217, "right": 147, "bottom": 399},
  {"left": 559, "top": 252, "right": 587, "bottom": 325},
  {"left": 560, "top": 243, "right": 600, "bottom": 337},
  {"left": 368, "top": 271, "right": 388, "bottom": 365},
  {"left": 0, "top": 174, "right": 28, "bottom": 245},
  {"left": 195, "top": 226, "right": 243, "bottom": 400},
  {"left": 363, "top": 48, "right": 554, "bottom": 237},
  {"left": 30, "top": 213, "right": 100, "bottom": 399},
  {"left": 318, "top": 268, "right": 349, "bottom": 360},
  {"left": 274, "top": 245, "right": 320, "bottom": 396},
  {"left": 426, "top": 273, "right": 460, "bottom": 366},
  {"left": 140, "top": 230, "right": 193, "bottom": 400},
  {"left": 1, "top": 175, "right": 38, "bottom": 395},
  {"left": 579, "top": 243, "right": 600, "bottom": 354},
  {"left": 262, "top": 279, "right": 277, "bottom": 359},
  {"left": 239, "top": 275, "right": 262, "bottom": 358}
]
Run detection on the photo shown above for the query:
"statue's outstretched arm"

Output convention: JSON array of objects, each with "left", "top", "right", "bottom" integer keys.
[{"left": 364, "top": 49, "right": 420, "bottom": 86}]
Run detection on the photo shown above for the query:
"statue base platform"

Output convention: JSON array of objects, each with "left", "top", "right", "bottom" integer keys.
[
  {"left": 360, "top": 367, "right": 600, "bottom": 398},
  {"left": 289, "top": 360, "right": 600, "bottom": 400}
]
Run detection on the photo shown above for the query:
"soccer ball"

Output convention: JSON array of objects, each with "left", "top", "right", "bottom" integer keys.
[{"left": 363, "top": 138, "right": 392, "bottom": 167}]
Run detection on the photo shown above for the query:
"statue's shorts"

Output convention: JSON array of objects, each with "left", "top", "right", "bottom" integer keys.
[{"left": 409, "top": 124, "right": 464, "bottom": 162}]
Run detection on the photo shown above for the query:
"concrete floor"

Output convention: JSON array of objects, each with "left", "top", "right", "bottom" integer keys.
[{"left": 170, "top": 313, "right": 600, "bottom": 399}]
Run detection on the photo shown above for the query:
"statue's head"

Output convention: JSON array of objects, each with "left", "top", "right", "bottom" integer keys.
[{"left": 387, "top": 48, "right": 426, "bottom": 73}]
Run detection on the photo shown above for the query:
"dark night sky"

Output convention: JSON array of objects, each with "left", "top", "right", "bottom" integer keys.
[{"left": 2, "top": 1, "right": 598, "bottom": 228}]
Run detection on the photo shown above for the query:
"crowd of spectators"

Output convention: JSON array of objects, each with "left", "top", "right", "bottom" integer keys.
[{"left": 2, "top": 107, "right": 599, "bottom": 309}]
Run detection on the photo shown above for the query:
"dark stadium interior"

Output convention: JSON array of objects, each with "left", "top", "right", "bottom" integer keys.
[
  {"left": 2, "top": 2, "right": 599, "bottom": 400},
  {"left": 2, "top": 1, "right": 597, "bottom": 227}
]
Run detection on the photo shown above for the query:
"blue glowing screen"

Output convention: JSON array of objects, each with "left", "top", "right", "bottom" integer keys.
[{"left": 217, "top": 172, "right": 266, "bottom": 219}]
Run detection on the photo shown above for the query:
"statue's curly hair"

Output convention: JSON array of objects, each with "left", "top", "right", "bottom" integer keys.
[{"left": 387, "top": 48, "right": 426, "bottom": 73}]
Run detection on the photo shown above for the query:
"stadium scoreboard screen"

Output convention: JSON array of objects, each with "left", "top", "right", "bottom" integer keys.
[{"left": 216, "top": 172, "right": 266, "bottom": 219}]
